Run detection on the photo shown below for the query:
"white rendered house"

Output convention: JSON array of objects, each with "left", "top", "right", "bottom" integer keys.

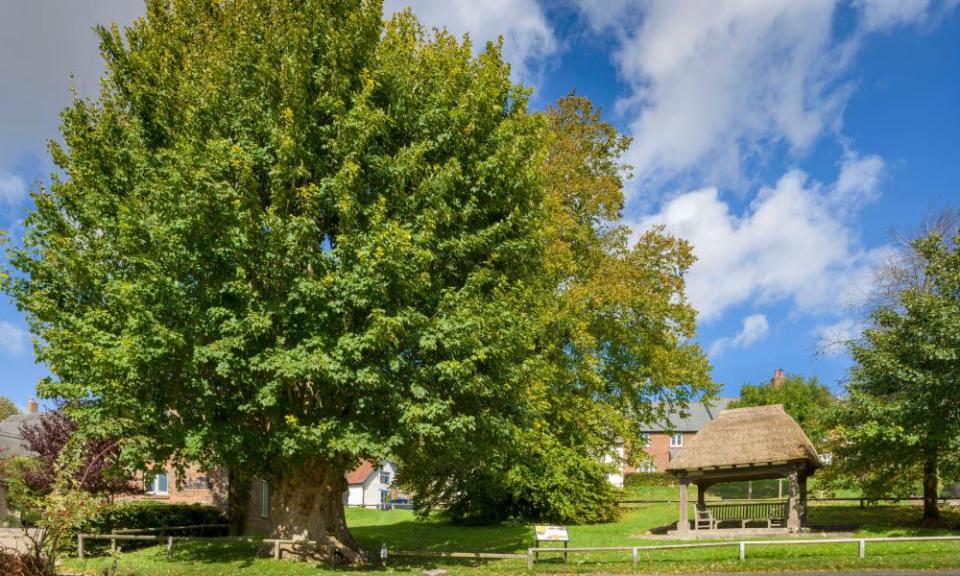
[{"left": 344, "top": 460, "right": 397, "bottom": 508}]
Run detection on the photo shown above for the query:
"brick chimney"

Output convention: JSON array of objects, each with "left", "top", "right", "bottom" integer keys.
[
  {"left": 26, "top": 398, "right": 38, "bottom": 414},
  {"left": 770, "top": 368, "right": 785, "bottom": 388}
]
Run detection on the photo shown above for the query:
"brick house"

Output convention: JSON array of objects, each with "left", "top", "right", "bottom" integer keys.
[
  {"left": 625, "top": 398, "right": 736, "bottom": 475},
  {"left": 133, "top": 464, "right": 229, "bottom": 512}
]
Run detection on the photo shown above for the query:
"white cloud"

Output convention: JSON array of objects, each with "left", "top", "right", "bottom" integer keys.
[
  {"left": 0, "top": 173, "right": 26, "bottom": 205},
  {"left": 382, "top": 0, "right": 558, "bottom": 84},
  {"left": 633, "top": 167, "right": 888, "bottom": 322},
  {"left": 857, "top": 0, "right": 958, "bottom": 31},
  {"left": 574, "top": 0, "right": 954, "bottom": 192},
  {"left": 0, "top": 321, "right": 28, "bottom": 356},
  {"left": 813, "top": 318, "right": 864, "bottom": 356},
  {"left": 831, "top": 152, "right": 885, "bottom": 209},
  {"left": 0, "top": 1, "right": 144, "bottom": 187},
  {"left": 709, "top": 314, "right": 770, "bottom": 356}
]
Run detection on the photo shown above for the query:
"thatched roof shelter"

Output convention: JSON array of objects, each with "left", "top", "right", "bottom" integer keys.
[
  {"left": 665, "top": 404, "right": 821, "bottom": 536},
  {"left": 667, "top": 404, "right": 820, "bottom": 473}
]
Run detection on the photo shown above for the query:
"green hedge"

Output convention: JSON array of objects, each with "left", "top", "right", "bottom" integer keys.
[
  {"left": 69, "top": 501, "right": 227, "bottom": 555},
  {"left": 623, "top": 472, "right": 676, "bottom": 488}
]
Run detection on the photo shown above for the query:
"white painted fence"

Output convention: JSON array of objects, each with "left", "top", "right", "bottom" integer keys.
[{"left": 527, "top": 535, "right": 960, "bottom": 568}]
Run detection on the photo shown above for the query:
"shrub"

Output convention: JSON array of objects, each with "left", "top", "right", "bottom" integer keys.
[
  {"left": 67, "top": 501, "right": 227, "bottom": 555},
  {"left": 0, "top": 551, "right": 55, "bottom": 576},
  {"left": 624, "top": 473, "right": 676, "bottom": 488}
]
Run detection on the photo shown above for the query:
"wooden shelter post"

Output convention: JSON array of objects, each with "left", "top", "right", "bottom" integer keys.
[
  {"left": 787, "top": 470, "right": 800, "bottom": 532},
  {"left": 799, "top": 473, "right": 808, "bottom": 526},
  {"left": 696, "top": 483, "right": 706, "bottom": 509},
  {"left": 678, "top": 478, "right": 690, "bottom": 534}
]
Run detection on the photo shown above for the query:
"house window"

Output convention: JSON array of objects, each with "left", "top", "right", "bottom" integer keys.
[
  {"left": 148, "top": 473, "right": 169, "bottom": 495},
  {"left": 638, "top": 461, "right": 657, "bottom": 473},
  {"left": 379, "top": 471, "right": 391, "bottom": 485},
  {"left": 670, "top": 433, "right": 683, "bottom": 447},
  {"left": 380, "top": 490, "right": 389, "bottom": 507},
  {"left": 260, "top": 480, "right": 270, "bottom": 519}
]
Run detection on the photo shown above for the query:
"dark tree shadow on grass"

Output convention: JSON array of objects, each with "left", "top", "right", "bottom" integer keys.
[{"left": 349, "top": 520, "right": 531, "bottom": 554}]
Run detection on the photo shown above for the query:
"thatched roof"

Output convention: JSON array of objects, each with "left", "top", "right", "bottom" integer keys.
[{"left": 666, "top": 404, "right": 820, "bottom": 472}]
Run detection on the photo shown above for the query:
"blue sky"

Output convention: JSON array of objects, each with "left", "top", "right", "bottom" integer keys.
[{"left": 0, "top": 1, "right": 958, "bottom": 409}]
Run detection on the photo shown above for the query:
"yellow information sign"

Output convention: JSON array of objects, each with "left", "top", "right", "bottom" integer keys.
[{"left": 534, "top": 525, "right": 569, "bottom": 542}]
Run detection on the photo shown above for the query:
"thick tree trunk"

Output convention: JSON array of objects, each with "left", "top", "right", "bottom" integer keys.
[
  {"left": 265, "top": 458, "right": 360, "bottom": 563},
  {"left": 922, "top": 454, "right": 940, "bottom": 522}
]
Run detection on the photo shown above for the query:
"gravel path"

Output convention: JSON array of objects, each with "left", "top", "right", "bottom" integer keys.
[{"left": 0, "top": 527, "right": 41, "bottom": 554}]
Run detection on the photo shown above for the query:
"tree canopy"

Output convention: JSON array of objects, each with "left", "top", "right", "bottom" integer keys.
[
  {"left": 825, "top": 220, "right": 960, "bottom": 521},
  {"left": 729, "top": 373, "right": 834, "bottom": 447},
  {"left": 0, "top": 395, "right": 18, "bottom": 421},
  {"left": 400, "top": 95, "right": 714, "bottom": 523},
  {"left": 4, "top": 0, "right": 713, "bottom": 546}
]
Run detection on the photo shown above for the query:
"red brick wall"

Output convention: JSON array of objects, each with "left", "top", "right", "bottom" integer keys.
[
  {"left": 625, "top": 432, "right": 697, "bottom": 473},
  {"left": 126, "top": 463, "right": 228, "bottom": 514}
]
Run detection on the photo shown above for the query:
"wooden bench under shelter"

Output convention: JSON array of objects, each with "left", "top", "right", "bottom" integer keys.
[
  {"left": 666, "top": 404, "right": 822, "bottom": 537},
  {"left": 696, "top": 501, "right": 787, "bottom": 532}
]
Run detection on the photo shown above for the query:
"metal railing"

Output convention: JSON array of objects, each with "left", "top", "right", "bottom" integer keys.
[{"left": 527, "top": 535, "right": 960, "bottom": 568}]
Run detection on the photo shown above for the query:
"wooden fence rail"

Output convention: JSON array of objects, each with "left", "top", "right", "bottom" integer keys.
[
  {"left": 111, "top": 523, "right": 228, "bottom": 535},
  {"left": 77, "top": 532, "right": 227, "bottom": 560}
]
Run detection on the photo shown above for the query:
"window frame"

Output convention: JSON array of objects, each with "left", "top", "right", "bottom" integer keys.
[
  {"left": 147, "top": 472, "right": 169, "bottom": 496},
  {"left": 260, "top": 479, "right": 270, "bottom": 519},
  {"left": 670, "top": 433, "right": 684, "bottom": 448}
]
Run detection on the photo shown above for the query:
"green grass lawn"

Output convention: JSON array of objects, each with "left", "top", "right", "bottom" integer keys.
[{"left": 62, "top": 490, "right": 960, "bottom": 576}]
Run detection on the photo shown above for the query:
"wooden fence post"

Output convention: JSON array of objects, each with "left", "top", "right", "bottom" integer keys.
[
  {"left": 739, "top": 542, "right": 745, "bottom": 561},
  {"left": 632, "top": 547, "right": 638, "bottom": 568},
  {"left": 527, "top": 548, "right": 534, "bottom": 569},
  {"left": 77, "top": 534, "right": 85, "bottom": 559},
  {"left": 273, "top": 540, "right": 281, "bottom": 560},
  {"left": 858, "top": 539, "right": 865, "bottom": 559},
  {"left": 166, "top": 536, "right": 174, "bottom": 559}
]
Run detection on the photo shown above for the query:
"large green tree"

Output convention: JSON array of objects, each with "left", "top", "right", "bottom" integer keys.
[
  {"left": 826, "top": 222, "right": 960, "bottom": 521},
  {"left": 5, "top": 0, "right": 713, "bottom": 549},
  {"left": 399, "top": 95, "right": 714, "bottom": 523},
  {"left": 729, "top": 373, "right": 834, "bottom": 446},
  {"left": 7, "top": 0, "right": 549, "bottom": 553}
]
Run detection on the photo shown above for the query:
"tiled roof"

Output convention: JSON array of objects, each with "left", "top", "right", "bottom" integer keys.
[
  {"left": 0, "top": 413, "right": 41, "bottom": 458},
  {"left": 641, "top": 398, "right": 736, "bottom": 432},
  {"left": 345, "top": 460, "right": 376, "bottom": 485}
]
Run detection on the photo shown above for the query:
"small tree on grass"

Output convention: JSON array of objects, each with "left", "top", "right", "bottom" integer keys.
[
  {"left": 825, "top": 218, "right": 960, "bottom": 522},
  {"left": 730, "top": 373, "right": 835, "bottom": 447},
  {"left": 2, "top": 443, "right": 107, "bottom": 576}
]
